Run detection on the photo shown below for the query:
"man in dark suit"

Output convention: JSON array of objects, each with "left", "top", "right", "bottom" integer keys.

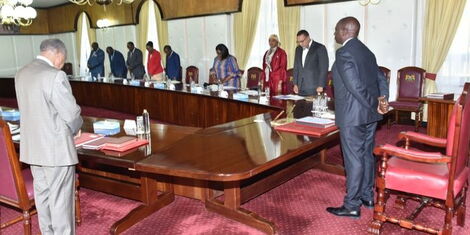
[
  {"left": 106, "top": 46, "right": 127, "bottom": 78},
  {"left": 87, "top": 42, "right": 105, "bottom": 79},
  {"left": 326, "top": 17, "right": 389, "bottom": 218},
  {"left": 293, "top": 30, "right": 329, "bottom": 96},
  {"left": 126, "top": 41, "right": 145, "bottom": 79}
]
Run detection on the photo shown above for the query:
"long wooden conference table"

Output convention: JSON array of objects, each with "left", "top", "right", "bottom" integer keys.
[{"left": 1, "top": 78, "right": 341, "bottom": 234}]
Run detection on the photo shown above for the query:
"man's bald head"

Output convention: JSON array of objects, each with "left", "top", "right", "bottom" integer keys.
[{"left": 334, "top": 16, "right": 361, "bottom": 44}]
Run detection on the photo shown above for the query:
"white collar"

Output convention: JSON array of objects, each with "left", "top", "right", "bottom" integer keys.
[
  {"left": 343, "top": 37, "right": 354, "bottom": 46},
  {"left": 36, "top": 55, "right": 54, "bottom": 67}
]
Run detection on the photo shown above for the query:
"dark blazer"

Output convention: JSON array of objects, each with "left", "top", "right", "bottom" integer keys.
[
  {"left": 293, "top": 41, "right": 329, "bottom": 96},
  {"left": 165, "top": 51, "right": 181, "bottom": 81},
  {"left": 126, "top": 48, "right": 145, "bottom": 79},
  {"left": 87, "top": 48, "right": 105, "bottom": 78},
  {"left": 109, "top": 50, "right": 127, "bottom": 78},
  {"left": 333, "top": 38, "right": 389, "bottom": 128}
]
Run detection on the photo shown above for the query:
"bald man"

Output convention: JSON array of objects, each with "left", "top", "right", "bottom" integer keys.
[{"left": 326, "top": 17, "right": 389, "bottom": 218}]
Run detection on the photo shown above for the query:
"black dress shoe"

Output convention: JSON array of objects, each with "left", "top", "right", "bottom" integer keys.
[
  {"left": 361, "top": 199, "right": 374, "bottom": 208},
  {"left": 326, "top": 206, "right": 360, "bottom": 218}
]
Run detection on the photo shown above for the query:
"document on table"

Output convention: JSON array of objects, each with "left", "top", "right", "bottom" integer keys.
[{"left": 273, "top": 94, "right": 305, "bottom": 100}]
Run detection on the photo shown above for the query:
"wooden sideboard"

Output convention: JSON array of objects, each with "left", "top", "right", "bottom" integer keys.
[{"left": 421, "top": 98, "right": 455, "bottom": 138}]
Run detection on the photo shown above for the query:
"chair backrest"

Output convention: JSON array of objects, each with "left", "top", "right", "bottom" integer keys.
[
  {"left": 285, "top": 68, "right": 294, "bottom": 94},
  {"left": 379, "top": 66, "right": 391, "bottom": 86},
  {"left": 185, "top": 66, "right": 199, "bottom": 84},
  {"left": 0, "top": 120, "right": 28, "bottom": 205},
  {"left": 61, "top": 62, "right": 73, "bottom": 76},
  {"left": 246, "top": 67, "right": 263, "bottom": 90},
  {"left": 396, "top": 66, "right": 426, "bottom": 101},
  {"left": 464, "top": 82, "right": 470, "bottom": 93},
  {"left": 325, "top": 71, "right": 334, "bottom": 98}
]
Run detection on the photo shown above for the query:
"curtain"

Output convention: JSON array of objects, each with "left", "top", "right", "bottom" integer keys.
[
  {"left": 233, "top": 0, "right": 261, "bottom": 70},
  {"left": 154, "top": 1, "right": 168, "bottom": 66},
  {"left": 277, "top": 0, "right": 300, "bottom": 69},
  {"left": 137, "top": 0, "right": 150, "bottom": 55},
  {"left": 75, "top": 12, "right": 95, "bottom": 76}
]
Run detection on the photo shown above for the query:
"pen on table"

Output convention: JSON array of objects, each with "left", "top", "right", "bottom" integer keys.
[{"left": 273, "top": 110, "right": 285, "bottom": 122}]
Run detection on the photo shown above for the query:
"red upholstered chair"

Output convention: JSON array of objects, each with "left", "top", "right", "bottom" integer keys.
[
  {"left": 0, "top": 120, "right": 81, "bottom": 234},
  {"left": 285, "top": 68, "right": 294, "bottom": 94},
  {"left": 61, "top": 62, "right": 73, "bottom": 76},
  {"left": 388, "top": 66, "right": 426, "bottom": 131},
  {"left": 325, "top": 71, "right": 334, "bottom": 99},
  {"left": 185, "top": 66, "right": 199, "bottom": 84},
  {"left": 246, "top": 67, "right": 263, "bottom": 90},
  {"left": 379, "top": 66, "right": 391, "bottom": 86},
  {"left": 369, "top": 90, "right": 470, "bottom": 235}
]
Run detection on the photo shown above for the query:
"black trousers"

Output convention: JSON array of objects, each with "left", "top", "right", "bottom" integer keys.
[{"left": 340, "top": 122, "right": 377, "bottom": 210}]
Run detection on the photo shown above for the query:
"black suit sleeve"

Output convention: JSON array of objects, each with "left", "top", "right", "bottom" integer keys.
[
  {"left": 317, "top": 45, "right": 329, "bottom": 88},
  {"left": 376, "top": 67, "right": 389, "bottom": 99},
  {"left": 336, "top": 49, "right": 373, "bottom": 109}
]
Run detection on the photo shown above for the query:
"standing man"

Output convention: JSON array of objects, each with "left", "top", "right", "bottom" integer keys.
[
  {"left": 293, "top": 30, "right": 329, "bottom": 96},
  {"left": 326, "top": 17, "right": 389, "bottom": 218},
  {"left": 126, "top": 41, "right": 145, "bottom": 79},
  {"left": 146, "top": 41, "right": 164, "bottom": 81},
  {"left": 164, "top": 45, "right": 181, "bottom": 81},
  {"left": 15, "top": 39, "right": 83, "bottom": 234},
  {"left": 106, "top": 46, "right": 127, "bottom": 78},
  {"left": 87, "top": 42, "right": 105, "bottom": 79}
]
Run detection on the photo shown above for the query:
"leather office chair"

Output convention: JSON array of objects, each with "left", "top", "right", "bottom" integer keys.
[
  {"left": 0, "top": 120, "right": 81, "bottom": 234},
  {"left": 246, "top": 67, "right": 263, "bottom": 90},
  {"left": 388, "top": 66, "right": 426, "bottom": 131},
  {"left": 185, "top": 66, "right": 199, "bottom": 84},
  {"left": 61, "top": 62, "right": 73, "bottom": 76},
  {"left": 285, "top": 68, "right": 294, "bottom": 94},
  {"left": 379, "top": 66, "right": 391, "bottom": 86},
  {"left": 369, "top": 90, "right": 470, "bottom": 235},
  {"left": 325, "top": 71, "right": 334, "bottom": 98}
]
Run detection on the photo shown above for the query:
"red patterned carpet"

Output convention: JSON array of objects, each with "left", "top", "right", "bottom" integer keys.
[{"left": 1, "top": 97, "right": 469, "bottom": 234}]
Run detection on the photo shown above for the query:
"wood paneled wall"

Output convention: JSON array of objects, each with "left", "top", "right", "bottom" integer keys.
[
  {"left": 157, "top": 0, "right": 241, "bottom": 20},
  {"left": 285, "top": 0, "right": 354, "bottom": 6}
]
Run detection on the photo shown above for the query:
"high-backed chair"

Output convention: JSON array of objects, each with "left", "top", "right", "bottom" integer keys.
[
  {"left": 325, "top": 71, "right": 334, "bottom": 98},
  {"left": 369, "top": 90, "right": 470, "bottom": 235},
  {"left": 185, "top": 66, "right": 199, "bottom": 84},
  {"left": 0, "top": 120, "right": 81, "bottom": 234},
  {"left": 379, "top": 66, "right": 391, "bottom": 86},
  {"left": 246, "top": 67, "right": 263, "bottom": 90},
  {"left": 388, "top": 66, "right": 426, "bottom": 131},
  {"left": 285, "top": 68, "right": 294, "bottom": 94},
  {"left": 61, "top": 62, "right": 73, "bottom": 76}
]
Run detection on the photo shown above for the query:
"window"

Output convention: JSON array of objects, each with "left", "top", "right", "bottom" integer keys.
[{"left": 437, "top": 2, "right": 470, "bottom": 95}]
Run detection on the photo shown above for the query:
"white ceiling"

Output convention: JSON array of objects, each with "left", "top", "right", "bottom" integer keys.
[{"left": 31, "top": 0, "right": 70, "bottom": 8}]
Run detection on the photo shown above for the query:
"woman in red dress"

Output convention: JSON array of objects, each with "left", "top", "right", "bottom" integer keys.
[{"left": 261, "top": 34, "right": 288, "bottom": 95}]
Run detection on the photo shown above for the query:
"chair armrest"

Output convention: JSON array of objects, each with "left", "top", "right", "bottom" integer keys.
[
  {"left": 398, "top": 131, "right": 447, "bottom": 148},
  {"left": 374, "top": 144, "right": 451, "bottom": 164}
]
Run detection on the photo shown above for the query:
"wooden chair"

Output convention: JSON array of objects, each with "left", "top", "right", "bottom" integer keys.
[
  {"left": 285, "top": 68, "right": 294, "bottom": 94},
  {"left": 379, "top": 66, "right": 391, "bottom": 86},
  {"left": 325, "top": 71, "right": 334, "bottom": 98},
  {"left": 185, "top": 66, "right": 199, "bottom": 84},
  {"left": 0, "top": 120, "right": 81, "bottom": 234},
  {"left": 388, "top": 66, "right": 426, "bottom": 131},
  {"left": 61, "top": 62, "right": 73, "bottom": 76},
  {"left": 246, "top": 67, "right": 263, "bottom": 90},
  {"left": 369, "top": 90, "right": 470, "bottom": 235}
]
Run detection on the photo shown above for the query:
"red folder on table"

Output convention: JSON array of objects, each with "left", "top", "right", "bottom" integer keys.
[
  {"left": 74, "top": 132, "right": 104, "bottom": 147},
  {"left": 274, "top": 122, "right": 338, "bottom": 137},
  {"left": 100, "top": 138, "right": 149, "bottom": 152}
]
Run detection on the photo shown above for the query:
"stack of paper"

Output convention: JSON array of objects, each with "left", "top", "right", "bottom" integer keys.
[
  {"left": 296, "top": 116, "right": 335, "bottom": 128},
  {"left": 273, "top": 94, "right": 305, "bottom": 101}
]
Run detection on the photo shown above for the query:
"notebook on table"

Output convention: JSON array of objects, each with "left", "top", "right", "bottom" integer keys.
[{"left": 74, "top": 132, "right": 104, "bottom": 148}]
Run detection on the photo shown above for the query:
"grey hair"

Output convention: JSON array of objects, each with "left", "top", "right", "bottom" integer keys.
[{"left": 40, "top": 39, "right": 67, "bottom": 57}]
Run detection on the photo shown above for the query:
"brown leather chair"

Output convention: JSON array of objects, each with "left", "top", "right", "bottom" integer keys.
[
  {"left": 185, "top": 66, "right": 199, "bottom": 84},
  {"left": 379, "top": 66, "right": 391, "bottom": 86},
  {"left": 369, "top": 90, "right": 470, "bottom": 235},
  {"left": 0, "top": 120, "right": 81, "bottom": 234},
  {"left": 246, "top": 67, "right": 263, "bottom": 90},
  {"left": 285, "top": 68, "right": 294, "bottom": 94},
  {"left": 325, "top": 71, "right": 334, "bottom": 99},
  {"left": 61, "top": 62, "right": 73, "bottom": 76},
  {"left": 388, "top": 66, "right": 426, "bottom": 131}
]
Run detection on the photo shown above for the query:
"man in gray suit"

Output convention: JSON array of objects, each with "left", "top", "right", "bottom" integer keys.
[
  {"left": 126, "top": 41, "right": 145, "bottom": 79},
  {"left": 293, "top": 30, "right": 329, "bottom": 96},
  {"left": 15, "top": 39, "right": 82, "bottom": 234},
  {"left": 326, "top": 17, "right": 389, "bottom": 218}
]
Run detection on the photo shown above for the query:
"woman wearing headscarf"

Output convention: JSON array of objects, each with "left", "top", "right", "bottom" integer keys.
[{"left": 261, "top": 34, "right": 288, "bottom": 95}]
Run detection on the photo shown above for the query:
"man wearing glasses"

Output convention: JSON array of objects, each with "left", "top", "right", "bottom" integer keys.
[{"left": 293, "top": 30, "right": 329, "bottom": 96}]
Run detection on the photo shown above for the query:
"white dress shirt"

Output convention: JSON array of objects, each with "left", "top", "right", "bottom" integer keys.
[
  {"left": 301, "top": 39, "right": 313, "bottom": 67},
  {"left": 36, "top": 55, "right": 54, "bottom": 67}
]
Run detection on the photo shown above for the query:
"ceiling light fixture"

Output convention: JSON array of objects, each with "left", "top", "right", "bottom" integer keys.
[
  {"left": 0, "top": 0, "right": 37, "bottom": 27},
  {"left": 359, "top": 0, "right": 381, "bottom": 6},
  {"left": 69, "top": 0, "right": 135, "bottom": 6}
]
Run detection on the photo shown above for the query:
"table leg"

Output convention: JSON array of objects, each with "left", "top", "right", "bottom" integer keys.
[
  {"left": 205, "top": 181, "right": 276, "bottom": 234},
  {"left": 318, "top": 148, "right": 345, "bottom": 175},
  {"left": 110, "top": 174, "right": 174, "bottom": 234}
]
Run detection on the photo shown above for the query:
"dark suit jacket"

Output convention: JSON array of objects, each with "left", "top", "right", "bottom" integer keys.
[
  {"left": 333, "top": 38, "right": 389, "bottom": 128},
  {"left": 126, "top": 48, "right": 145, "bottom": 79},
  {"left": 293, "top": 41, "right": 329, "bottom": 96},
  {"left": 87, "top": 48, "right": 105, "bottom": 78},
  {"left": 109, "top": 50, "right": 127, "bottom": 78}
]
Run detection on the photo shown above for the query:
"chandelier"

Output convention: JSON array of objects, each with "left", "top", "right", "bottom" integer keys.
[
  {"left": 69, "top": 0, "right": 135, "bottom": 5},
  {"left": 359, "top": 0, "right": 381, "bottom": 6},
  {"left": 0, "top": 0, "right": 37, "bottom": 27}
]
